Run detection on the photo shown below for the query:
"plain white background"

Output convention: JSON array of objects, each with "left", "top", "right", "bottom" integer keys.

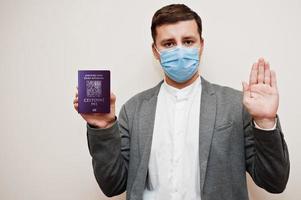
[{"left": 0, "top": 0, "right": 300, "bottom": 199}]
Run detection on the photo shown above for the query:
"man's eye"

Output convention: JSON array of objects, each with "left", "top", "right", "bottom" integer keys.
[
  {"left": 183, "top": 40, "right": 194, "bottom": 46},
  {"left": 164, "top": 42, "right": 175, "bottom": 48}
]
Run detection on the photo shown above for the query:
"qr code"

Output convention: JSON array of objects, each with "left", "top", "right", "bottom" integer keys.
[{"left": 86, "top": 80, "right": 102, "bottom": 97}]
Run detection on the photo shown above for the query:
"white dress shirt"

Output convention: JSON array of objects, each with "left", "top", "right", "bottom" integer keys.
[{"left": 143, "top": 77, "right": 202, "bottom": 200}]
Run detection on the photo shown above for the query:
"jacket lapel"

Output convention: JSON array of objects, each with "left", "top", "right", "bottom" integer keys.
[
  {"left": 133, "top": 80, "right": 163, "bottom": 197},
  {"left": 199, "top": 77, "right": 217, "bottom": 195},
  {"left": 138, "top": 80, "right": 163, "bottom": 153}
]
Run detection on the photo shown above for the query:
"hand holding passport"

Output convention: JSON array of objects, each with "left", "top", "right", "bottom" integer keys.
[{"left": 73, "top": 70, "right": 116, "bottom": 128}]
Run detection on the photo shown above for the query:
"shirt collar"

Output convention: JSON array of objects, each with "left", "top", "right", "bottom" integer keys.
[{"left": 162, "top": 76, "right": 201, "bottom": 101}]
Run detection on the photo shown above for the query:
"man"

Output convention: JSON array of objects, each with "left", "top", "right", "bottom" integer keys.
[{"left": 73, "top": 4, "right": 289, "bottom": 200}]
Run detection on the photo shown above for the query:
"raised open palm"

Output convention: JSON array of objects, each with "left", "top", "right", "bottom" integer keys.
[{"left": 242, "top": 58, "right": 279, "bottom": 129}]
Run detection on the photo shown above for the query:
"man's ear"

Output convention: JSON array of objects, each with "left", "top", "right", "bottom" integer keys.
[
  {"left": 152, "top": 43, "right": 160, "bottom": 60},
  {"left": 199, "top": 38, "right": 205, "bottom": 57}
]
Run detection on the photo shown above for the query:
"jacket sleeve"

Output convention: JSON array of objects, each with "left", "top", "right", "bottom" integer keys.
[
  {"left": 86, "top": 104, "right": 130, "bottom": 197},
  {"left": 244, "top": 106, "right": 290, "bottom": 193}
]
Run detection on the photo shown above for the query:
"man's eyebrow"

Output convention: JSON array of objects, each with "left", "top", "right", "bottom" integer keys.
[
  {"left": 160, "top": 38, "right": 175, "bottom": 43},
  {"left": 182, "top": 36, "right": 197, "bottom": 40}
]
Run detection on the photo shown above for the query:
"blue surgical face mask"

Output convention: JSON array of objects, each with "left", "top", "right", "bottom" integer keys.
[{"left": 155, "top": 46, "right": 200, "bottom": 83}]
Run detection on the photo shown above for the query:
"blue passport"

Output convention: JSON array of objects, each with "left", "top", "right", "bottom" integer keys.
[{"left": 78, "top": 70, "right": 110, "bottom": 113}]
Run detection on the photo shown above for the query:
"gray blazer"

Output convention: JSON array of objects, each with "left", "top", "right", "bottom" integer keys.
[{"left": 86, "top": 77, "right": 289, "bottom": 200}]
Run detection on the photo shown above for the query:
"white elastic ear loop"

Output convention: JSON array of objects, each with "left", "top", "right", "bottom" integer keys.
[{"left": 154, "top": 45, "right": 161, "bottom": 55}]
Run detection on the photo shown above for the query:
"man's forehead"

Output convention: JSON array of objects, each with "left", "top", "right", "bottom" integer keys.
[{"left": 156, "top": 20, "right": 199, "bottom": 41}]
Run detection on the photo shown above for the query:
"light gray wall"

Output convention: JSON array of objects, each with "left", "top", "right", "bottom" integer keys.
[{"left": 0, "top": 0, "right": 300, "bottom": 199}]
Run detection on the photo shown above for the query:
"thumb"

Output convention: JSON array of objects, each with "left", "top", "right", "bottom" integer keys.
[
  {"left": 242, "top": 81, "right": 252, "bottom": 100},
  {"left": 242, "top": 81, "right": 252, "bottom": 101},
  {"left": 242, "top": 81, "right": 249, "bottom": 93}
]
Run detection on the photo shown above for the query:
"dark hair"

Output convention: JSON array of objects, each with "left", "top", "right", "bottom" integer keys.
[{"left": 151, "top": 4, "right": 203, "bottom": 43}]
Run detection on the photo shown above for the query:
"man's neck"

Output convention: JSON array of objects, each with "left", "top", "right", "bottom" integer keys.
[{"left": 165, "top": 72, "right": 200, "bottom": 89}]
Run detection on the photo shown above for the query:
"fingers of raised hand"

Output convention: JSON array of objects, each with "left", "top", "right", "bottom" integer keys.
[
  {"left": 250, "top": 58, "right": 275, "bottom": 87},
  {"left": 271, "top": 70, "right": 277, "bottom": 89},
  {"left": 257, "top": 58, "right": 265, "bottom": 84},
  {"left": 249, "top": 63, "right": 258, "bottom": 85},
  {"left": 264, "top": 62, "right": 271, "bottom": 86}
]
